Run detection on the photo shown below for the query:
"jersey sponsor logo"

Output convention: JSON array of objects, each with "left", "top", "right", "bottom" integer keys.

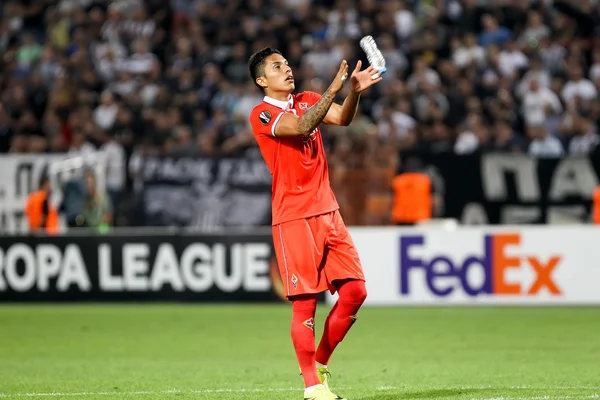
[{"left": 259, "top": 111, "right": 271, "bottom": 125}]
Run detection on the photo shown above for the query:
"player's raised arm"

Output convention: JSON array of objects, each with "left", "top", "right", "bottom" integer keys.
[
  {"left": 273, "top": 61, "right": 349, "bottom": 137},
  {"left": 324, "top": 60, "right": 383, "bottom": 126}
]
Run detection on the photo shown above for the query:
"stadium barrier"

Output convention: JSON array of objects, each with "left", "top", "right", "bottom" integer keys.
[
  {"left": 0, "top": 229, "right": 293, "bottom": 303},
  {"left": 1, "top": 225, "right": 598, "bottom": 305},
  {"left": 326, "top": 225, "right": 600, "bottom": 306}
]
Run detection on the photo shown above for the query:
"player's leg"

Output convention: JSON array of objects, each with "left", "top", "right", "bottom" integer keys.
[
  {"left": 316, "top": 279, "right": 367, "bottom": 368},
  {"left": 316, "top": 211, "right": 367, "bottom": 369},
  {"left": 290, "top": 293, "right": 322, "bottom": 389},
  {"left": 272, "top": 219, "right": 341, "bottom": 399}
]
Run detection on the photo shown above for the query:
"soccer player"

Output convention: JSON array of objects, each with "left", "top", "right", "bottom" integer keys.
[{"left": 248, "top": 47, "right": 382, "bottom": 400}]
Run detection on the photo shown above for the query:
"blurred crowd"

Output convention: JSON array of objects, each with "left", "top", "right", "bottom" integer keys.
[{"left": 2, "top": 0, "right": 600, "bottom": 199}]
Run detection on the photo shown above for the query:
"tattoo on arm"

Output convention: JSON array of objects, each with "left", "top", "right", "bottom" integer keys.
[{"left": 298, "top": 90, "right": 336, "bottom": 135}]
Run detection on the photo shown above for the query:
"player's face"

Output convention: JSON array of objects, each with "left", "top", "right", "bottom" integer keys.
[{"left": 261, "top": 54, "right": 294, "bottom": 94}]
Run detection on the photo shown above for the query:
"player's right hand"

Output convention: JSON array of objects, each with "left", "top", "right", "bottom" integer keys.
[{"left": 330, "top": 60, "right": 349, "bottom": 93}]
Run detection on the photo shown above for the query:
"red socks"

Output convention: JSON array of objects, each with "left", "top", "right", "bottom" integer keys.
[
  {"left": 291, "top": 295, "right": 320, "bottom": 388},
  {"left": 291, "top": 280, "right": 367, "bottom": 388},
  {"left": 316, "top": 279, "right": 367, "bottom": 366}
]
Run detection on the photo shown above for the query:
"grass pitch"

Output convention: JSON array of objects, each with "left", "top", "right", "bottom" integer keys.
[{"left": 0, "top": 305, "right": 599, "bottom": 399}]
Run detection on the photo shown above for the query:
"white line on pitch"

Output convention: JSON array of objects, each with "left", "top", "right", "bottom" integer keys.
[
  {"left": 1, "top": 388, "right": 293, "bottom": 398},
  {"left": 0, "top": 387, "right": 365, "bottom": 398},
  {"left": 476, "top": 396, "right": 600, "bottom": 400},
  {"left": 471, "top": 388, "right": 600, "bottom": 391},
  {"left": 1, "top": 386, "right": 598, "bottom": 399}
]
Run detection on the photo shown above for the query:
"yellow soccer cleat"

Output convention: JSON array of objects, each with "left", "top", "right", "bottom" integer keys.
[
  {"left": 317, "top": 366, "right": 332, "bottom": 389},
  {"left": 299, "top": 366, "right": 332, "bottom": 389},
  {"left": 303, "top": 384, "right": 346, "bottom": 400}
]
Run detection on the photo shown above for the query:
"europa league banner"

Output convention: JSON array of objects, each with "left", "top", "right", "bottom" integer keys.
[{"left": 0, "top": 232, "right": 301, "bottom": 303}]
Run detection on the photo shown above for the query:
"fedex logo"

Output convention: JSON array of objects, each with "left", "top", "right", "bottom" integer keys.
[{"left": 400, "top": 234, "right": 562, "bottom": 297}]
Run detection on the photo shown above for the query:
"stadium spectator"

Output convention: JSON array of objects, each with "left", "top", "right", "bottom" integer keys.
[
  {"left": 528, "top": 123, "right": 564, "bottom": 157},
  {"left": 568, "top": 116, "right": 600, "bottom": 154},
  {"left": 81, "top": 168, "right": 113, "bottom": 230},
  {"left": 24, "top": 174, "right": 59, "bottom": 234},
  {"left": 594, "top": 185, "right": 600, "bottom": 224},
  {"left": 62, "top": 168, "right": 113, "bottom": 230},
  {"left": 478, "top": 14, "right": 512, "bottom": 47}
]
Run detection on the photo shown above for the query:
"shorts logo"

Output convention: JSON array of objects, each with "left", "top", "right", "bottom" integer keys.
[
  {"left": 303, "top": 318, "right": 315, "bottom": 331},
  {"left": 259, "top": 110, "right": 271, "bottom": 125},
  {"left": 299, "top": 102, "right": 309, "bottom": 110},
  {"left": 291, "top": 274, "right": 298, "bottom": 289}
]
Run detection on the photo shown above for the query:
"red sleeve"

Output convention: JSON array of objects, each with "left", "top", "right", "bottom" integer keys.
[
  {"left": 249, "top": 105, "right": 283, "bottom": 137},
  {"left": 302, "top": 91, "right": 322, "bottom": 106}
]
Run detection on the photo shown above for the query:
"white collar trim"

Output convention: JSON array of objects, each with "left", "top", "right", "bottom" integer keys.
[{"left": 263, "top": 95, "right": 293, "bottom": 110}]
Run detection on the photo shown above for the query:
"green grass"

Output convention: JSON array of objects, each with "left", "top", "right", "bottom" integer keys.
[{"left": 1, "top": 305, "right": 599, "bottom": 399}]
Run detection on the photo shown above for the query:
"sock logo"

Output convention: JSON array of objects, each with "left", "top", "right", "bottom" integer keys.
[
  {"left": 291, "top": 274, "right": 298, "bottom": 289},
  {"left": 349, "top": 314, "right": 358, "bottom": 326},
  {"left": 303, "top": 318, "right": 315, "bottom": 331}
]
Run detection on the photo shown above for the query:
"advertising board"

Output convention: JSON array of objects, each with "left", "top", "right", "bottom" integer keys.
[{"left": 328, "top": 226, "right": 600, "bottom": 305}]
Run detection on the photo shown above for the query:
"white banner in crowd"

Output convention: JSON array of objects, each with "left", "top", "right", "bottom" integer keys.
[
  {"left": 328, "top": 226, "right": 600, "bottom": 306},
  {"left": 0, "top": 154, "right": 107, "bottom": 234}
]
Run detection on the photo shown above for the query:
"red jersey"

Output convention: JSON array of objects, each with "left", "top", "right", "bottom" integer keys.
[{"left": 250, "top": 91, "right": 339, "bottom": 225}]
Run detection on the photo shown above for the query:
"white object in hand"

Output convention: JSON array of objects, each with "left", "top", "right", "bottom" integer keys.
[{"left": 360, "top": 35, "right": 387, "bottom": 76}]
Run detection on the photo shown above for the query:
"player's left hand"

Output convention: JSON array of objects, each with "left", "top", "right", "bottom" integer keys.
[{"left": 350, "top": 60, "right": 383, "bottom": 93}]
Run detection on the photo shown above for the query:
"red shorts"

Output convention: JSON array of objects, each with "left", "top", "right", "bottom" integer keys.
[{"left": 272, "top": 210, "right": 365, "bottom": 298}]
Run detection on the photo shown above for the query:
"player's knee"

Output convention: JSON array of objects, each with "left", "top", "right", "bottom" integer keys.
[
  {"left": 340, "top": 280, "right": 367, "bottom": 305},
  {"left": 291, "top": 294, "right": 319, "bottom": 312},
  {"left": 353, "top": 281, "right": 368, "bottom": 305}
]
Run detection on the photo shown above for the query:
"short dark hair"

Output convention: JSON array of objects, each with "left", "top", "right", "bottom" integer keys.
[{"left": 248, "top": 47, "right": 282, "bottom": 92}]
